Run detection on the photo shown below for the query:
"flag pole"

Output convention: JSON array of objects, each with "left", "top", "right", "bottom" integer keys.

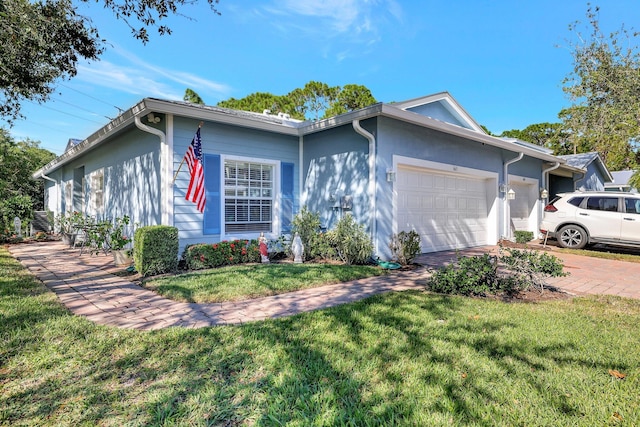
[{"left": 172, "top": 122, "right": 203, "bottom": 186}]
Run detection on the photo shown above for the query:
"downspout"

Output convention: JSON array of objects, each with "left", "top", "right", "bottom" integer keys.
[
  {"left": 541, "top": 162, "right": 560, "bottom": 200},
  {"left": 134, "top": 114, "right": 169, "bottom": 224},
  {"left": 352, "top": 119, "right": 377, "bottom": 253},
  {"left": 40, "top": 174, "right": 60, "bottom": 219},
  {"left": 503, "top": 152, "right": 524, "bottom": 240}
]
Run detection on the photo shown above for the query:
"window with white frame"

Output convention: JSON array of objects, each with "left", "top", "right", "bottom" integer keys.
[
  {"left": 224, "top": 160, "right": 273, "bottom": 233},
  {"left": 91, "top": 169, "right": 104, "bottom": 214}
]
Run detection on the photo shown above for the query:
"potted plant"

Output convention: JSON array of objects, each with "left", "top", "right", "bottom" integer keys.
[
  {"left": 55, "top": 211, "right": 84, "bottom": 246},
  {"left": 108, "top": 215, "right": 133, "bottom": 266}
]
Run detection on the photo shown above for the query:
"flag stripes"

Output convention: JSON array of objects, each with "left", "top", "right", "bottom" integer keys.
[{"left": 184, "top": 127, "right": 206, "bottom": 212}]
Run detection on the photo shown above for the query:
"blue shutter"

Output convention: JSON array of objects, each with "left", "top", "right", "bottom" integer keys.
[
  {"left": 281, "top": 162, "right": 295, "bottom": 234},
  {"left": 203, "top": 154, "right": 221, "bottom": 234}
]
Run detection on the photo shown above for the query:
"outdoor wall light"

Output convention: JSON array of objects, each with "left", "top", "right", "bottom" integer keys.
[
  {"left": 507, "top": 188, "right": 516, "bottom": 200},
  {"left": 386, "top": 169, "right": 396, "bottom": 182},
  {"left": 147, "top": 113, "right": 161, "bottom": 123},
  {"left": 540, "top": 188, "right": 549, "bottom": 199}
]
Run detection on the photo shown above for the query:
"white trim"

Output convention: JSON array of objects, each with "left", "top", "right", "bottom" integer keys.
[
  {"left": 220, "top": 154, "right": 281, "bottom": 241},
  {"left": 164, "top": 115, "right": 174, "bottom": 225},
  {"left": 508, "top": 174, "right": 540, "bottom": 234},
  {"left": 392, "top": 155, "right": 499, "bottom": 248}
]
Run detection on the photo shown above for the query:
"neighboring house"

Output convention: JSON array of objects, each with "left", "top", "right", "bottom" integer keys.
[
  {"left": 551, "top": 152, "right": 613, "bottom": 195},
  {"left": 605, "top": 170, "right": 638, "bottom": 192},
  {"left": 33, "top": 92, "right": 609, "bottom": 258}
]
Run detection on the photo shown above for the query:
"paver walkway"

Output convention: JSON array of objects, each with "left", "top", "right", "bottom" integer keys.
[
  {"left": 8, "top": 241, "right": 427, "bottom": 330},
  {"left": 8, "top": 241, "right": 640, "bottom": 331},
  {"left": 416, "top": 244, "right": 640, "bottom": 300}
]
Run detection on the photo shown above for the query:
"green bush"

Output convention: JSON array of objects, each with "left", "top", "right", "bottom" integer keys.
[
  {"left": 500, "top": 247, "right": 567, "bottom": 292},
  {"left": 291, "top": 206, "right": 321, "bottom": 261},
  {"left": 427, "top": 254, "right": 504, "bottom": 296},
  {"left": 389, "top": 230, "right": 421, "bottom": 265},
  {"left": 514, "top": 230, "right": 534, "bottom": 244},
  {"left": 134, "top": 226, "right": 179, "bottom": 277},
  {"left": 326, "top": 214, "right": 373, "bottom": 265},
  {"left": 427, "top": 247, "right": 568, "bottom": 296},
  {"left": 183, "top": 239, "right": 261, "bottom": 270}
]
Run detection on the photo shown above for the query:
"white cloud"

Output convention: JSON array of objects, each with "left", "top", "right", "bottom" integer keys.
[{"left": 75, "top": 46, "right": 232, "bottom": 101}]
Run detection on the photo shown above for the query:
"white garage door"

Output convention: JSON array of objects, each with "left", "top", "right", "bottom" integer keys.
[
  {"left": 397, "top": 166, "right": 489, "bottom": 252},
  {"left": 509, "top": 182, "right": 535, "bottom": 232}
]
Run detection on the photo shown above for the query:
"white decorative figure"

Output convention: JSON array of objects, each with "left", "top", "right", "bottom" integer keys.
[
  {"left": 13, "top": 217, "right": 22, "bottom": 238},
  {"left": 292, "top": 232, "right": 304, "bottom": 264},
  {"left": 259, "top": 232, "right": 270, "bottom": 263}
]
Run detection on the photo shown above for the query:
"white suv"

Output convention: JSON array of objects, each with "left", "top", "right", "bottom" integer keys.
[{"left": 540, "top": 191, "right": 640, "bottom": 249}]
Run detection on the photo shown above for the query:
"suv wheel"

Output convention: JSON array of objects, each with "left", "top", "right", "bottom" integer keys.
[{"left": 557, "top": 225, "right": 588, "bottom": 249}]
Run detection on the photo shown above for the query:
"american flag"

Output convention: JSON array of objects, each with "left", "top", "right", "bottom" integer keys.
[{"left": 184, "top": 127, "right": 206, "bottom": 212}]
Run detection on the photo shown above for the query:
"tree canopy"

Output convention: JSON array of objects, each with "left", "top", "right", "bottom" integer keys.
[
  {"left": 0, "top": 129, "right": 56, "bottom": 229},
  {"left": 500, "top": 122, "right": 573, "bottom": 155},
  {"left": 0, "top": 0, "right": 221, "bottom": 123},
  {"left": 560, "top": 5, "right": 640, "bottom": 171},
  {"left": 184, "top": 88, "right": 204, "bottom": 104},
  {"left": 217, "top": 81, "right": 377, "bottom": 121}
]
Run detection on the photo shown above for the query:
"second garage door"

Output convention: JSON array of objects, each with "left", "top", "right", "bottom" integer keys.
[{"left": 397, "top": 166, "right": 490, "bottom": 252}]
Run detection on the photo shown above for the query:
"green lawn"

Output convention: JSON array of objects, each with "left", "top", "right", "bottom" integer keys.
[
  {"left": 2, "top": 247, "right": 640, "bottom": 426},
  {"left": 143, "top": 263, "right": 385, "bottom": 303}
]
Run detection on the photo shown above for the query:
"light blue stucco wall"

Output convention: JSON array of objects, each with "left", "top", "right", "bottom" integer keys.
[
  {"left": 51, "top": 127, "right": 162, "bottom": 227},
  {"left": 302, "top": 123, "right": 370, "bottom": 231},
  {"left": 172, "top": 117, "right": 299, "bottom": 252},
  {"left": 406, "top": 101, "right": 471, "bottom": 129},
  {"left": 575, "top": 162, "right": 606, "bottom": 191},
  {"left": 375, "top": 117, "right": 544, "bottom": 258}
]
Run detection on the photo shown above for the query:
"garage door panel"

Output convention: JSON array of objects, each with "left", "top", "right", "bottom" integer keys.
[{"left": 398, "top": 166, "right": 489, "bottom": 252}]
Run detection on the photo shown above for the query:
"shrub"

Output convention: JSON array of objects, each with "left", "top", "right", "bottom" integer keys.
[
  {"left": 309, "top": 231, "right": 337, "bottom": 261},
  {"left": 427, "top": 254, "right": 502, "bottom": 296},
  {"left": 326, "top": 214, "right": 373, "bottom": 265},
  {"left": 183, "top": 239, "right": 261, "bottom": 270},
  {"left": 291, "top": 206, "right": 322, "bottom": 261},
  {"left": 500, "top": 247, "right": 567, "bottom": 292},
  {"left": 389, "top": 230, "right": 421, "bottom": 265},
  {"left": 134, "top": 226, "right": 179, "bottom": 277},
  {"left": 514, "top": 230, "right": 534, "bottom": 244},
  {"left": 427, "top": 247, "right": 568, "bottom": 296}
]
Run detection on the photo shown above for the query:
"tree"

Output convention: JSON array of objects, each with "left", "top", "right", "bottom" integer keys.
[
  {"left": 560, "top": 5, "right": 640, "bottom": 171},
  {"left": 183, "top": 88, "right": 204, "bottom": 104},
  {"left": 324, "top": 84, "right": 377, "bottom": 117},
  {"left": 0, "top": 129, "right": 56, "bottom": 229},
  {"left": 0, "top": 0, "right": 221, "bottom": 123},
  {"left": 217, "top": 81, "right": 377, "bottom": 121},
  {"left": 500, "top": 122, "right": 573, "bottom": 155}
]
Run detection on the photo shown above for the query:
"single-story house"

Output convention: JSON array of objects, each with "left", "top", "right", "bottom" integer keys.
[
  {"left": 33, "top": 92, "right": 610, "bottom": 259},
  {"left": 605, "top": 170, "right": 638, "bottom": 192}
]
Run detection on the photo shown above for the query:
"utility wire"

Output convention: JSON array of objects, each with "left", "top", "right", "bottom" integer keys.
[
  {"left": 59, "top": 83, "right": 126, "bottom": 113},
  {"left": 40, "top": 105, "right": 105, "bottom": 125},
  {"left": 52, "top": 98, "right": 114, "bottom": 121}
]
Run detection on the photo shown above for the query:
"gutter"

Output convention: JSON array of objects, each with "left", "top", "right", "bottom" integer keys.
[
  {"left": 134, "top": 114, "right": 171, "bottom": 225},
  {"left": 39, "top": 174, "right": 60, "bottom": 216},
  {"left": 541, "top": 162, "right": 561, "bottom": 200},
  {"left": 352, "top": 119, "right": 377, "bottom": 253},
  {"left": 503, "top": 152, "right": 524, "bottom": 240}
]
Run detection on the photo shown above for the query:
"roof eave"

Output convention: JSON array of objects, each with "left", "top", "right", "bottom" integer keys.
[{"left": 379, "top": 105, "right": 564, "bottom": 163}]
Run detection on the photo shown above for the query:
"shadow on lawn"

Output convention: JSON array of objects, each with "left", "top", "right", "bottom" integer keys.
[{"left": 2, "top": 274, "right": 628, "bottom": 425}]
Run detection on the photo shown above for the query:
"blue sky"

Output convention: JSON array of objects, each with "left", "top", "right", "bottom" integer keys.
[{"left": 5, "top": 0, "right": 639, "bottom": 155}]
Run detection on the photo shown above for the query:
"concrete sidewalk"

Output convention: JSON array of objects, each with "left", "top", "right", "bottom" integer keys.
[{"left": 8, "top": 241, "right": 427, "bottom": 330}]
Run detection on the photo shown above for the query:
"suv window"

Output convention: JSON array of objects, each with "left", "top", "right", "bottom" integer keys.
[
  {"left": 585, "top": 197, "right": 619, "bottom": 212},
  {"left": 625, "top": 198, "right": 640, "bottom": 214},
  {"left": 567, "top": 196, "right": 584, "bottom": 207}
]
